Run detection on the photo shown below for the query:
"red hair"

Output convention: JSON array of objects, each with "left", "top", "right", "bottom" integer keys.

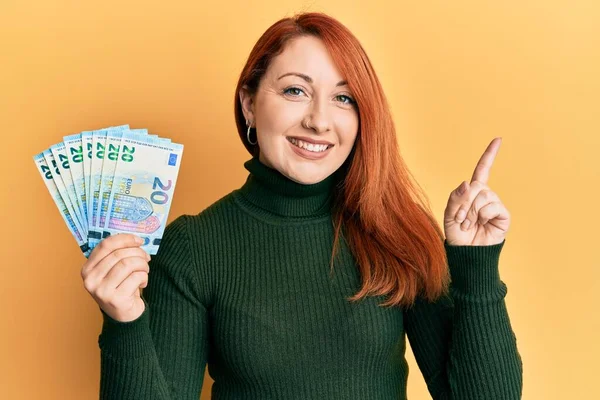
[{"left": 234, "top": 12, "right": 450, "bottom": 308}]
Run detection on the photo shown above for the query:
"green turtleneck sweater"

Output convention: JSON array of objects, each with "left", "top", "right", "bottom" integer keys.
[{"left": 98, "top": 156, "right": 523, "bottom": 399}]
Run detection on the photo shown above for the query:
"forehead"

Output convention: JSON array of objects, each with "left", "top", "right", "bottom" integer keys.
[{"left": 267, "top": 35, "right": 344, "bottom": 83}]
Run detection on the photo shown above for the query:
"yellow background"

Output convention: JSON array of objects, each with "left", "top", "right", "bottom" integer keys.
[{"left": 1, "top": 1, "right": 598, "bottom": 398}]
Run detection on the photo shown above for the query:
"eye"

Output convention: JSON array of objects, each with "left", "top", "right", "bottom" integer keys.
[
  {"left": 283, "top": 86, "right": 306, "bottom": 97},
  {"left": 336, "top": 94, "right": 356, "bottom": 105}
]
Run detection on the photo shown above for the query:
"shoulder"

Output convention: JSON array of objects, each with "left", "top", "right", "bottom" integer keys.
[
  {"left": 169, "top": 190, "right": 247, "bottom": 256},
  {"left": 184, "top": 190, "right": 239, "bottom": 233},
  {"left": 160, "top": 190, "right": 238, "bottom": 248}
]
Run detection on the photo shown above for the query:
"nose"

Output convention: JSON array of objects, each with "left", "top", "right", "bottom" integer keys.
[{"left": 304, "top": 98, "right": 331, "bottom": 133}]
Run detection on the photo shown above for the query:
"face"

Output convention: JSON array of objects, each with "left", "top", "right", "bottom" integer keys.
[{"left": 239, "top": 35, "right": 359, "bottom": 184}]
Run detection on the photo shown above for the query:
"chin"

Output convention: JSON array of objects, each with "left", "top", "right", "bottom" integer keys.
[{"left": 289, "top": 165, "right": 331, "bottom": 185}]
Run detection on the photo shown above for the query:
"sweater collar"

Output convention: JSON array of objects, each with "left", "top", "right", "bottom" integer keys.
[{"left": 238, "top": 156, "right": 342, "bottom": 219}]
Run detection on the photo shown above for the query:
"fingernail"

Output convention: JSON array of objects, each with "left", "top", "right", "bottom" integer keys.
[
  {"left": 462, "top": 220, "right": 471, "bottom": 230},
  {"left": 135, "top": 236, "right": 143, "bottom": 244}
]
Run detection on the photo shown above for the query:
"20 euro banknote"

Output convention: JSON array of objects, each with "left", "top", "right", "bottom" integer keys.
[
  {"left": 63, "top": 133, "right": 89, "bottom": 228},
  {"left": 97, "top": 133, "right": 184, "bottom": 254},
  {"left": 49, "top": 142, "right": 86, "bottom": 231},
  {"left": 86, "top": 125, "right": 130, "bottom": 246},
  {"left": 33, "top": 152, "right": 90, "bottom": 256},
  {"left": 96, "top": 128, "right": 149, "bottom": 243}
]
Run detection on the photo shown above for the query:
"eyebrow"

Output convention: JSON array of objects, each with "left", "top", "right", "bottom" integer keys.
[{"left": 278, "top": 72, "right": 348, "bottom": 87}]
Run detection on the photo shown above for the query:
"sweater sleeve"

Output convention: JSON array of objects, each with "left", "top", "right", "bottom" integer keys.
[
  {"left": 97, "top": 215, "right": 210, "bottom": 399},
  {"left": 403, "top": 239, "right": 523, "bottom": 400}
]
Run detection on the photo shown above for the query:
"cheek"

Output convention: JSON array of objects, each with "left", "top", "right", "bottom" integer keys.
[
  {"left": 336, "top": 112, "right": 359, "bottom": 144},
  {"left": 257, "top": 97, "right": 302, "bottom": 134}
]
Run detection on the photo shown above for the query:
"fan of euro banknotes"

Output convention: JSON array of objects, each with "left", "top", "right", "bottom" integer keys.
[{"left": 33, "top": 124, "right": 184, "bottom": 258}]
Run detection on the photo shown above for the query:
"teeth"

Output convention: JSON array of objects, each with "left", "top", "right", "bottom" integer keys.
[{"left": 289, "top": 138, "right": 330, "bottom": 153}]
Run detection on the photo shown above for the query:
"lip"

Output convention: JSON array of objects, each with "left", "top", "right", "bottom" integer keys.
[
  {"left": 286, "top": 136, "right": 334, "bottom": 146},
  {"left": 287, "top": 137, "right": 333, "bottom": 160}
]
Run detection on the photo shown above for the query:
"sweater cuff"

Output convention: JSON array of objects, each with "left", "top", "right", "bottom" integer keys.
[
  {"left": 97, "top": 297, "right": 155, "bottom": 359},
  {"left": 444, "top": 239, "right": 506, "bottom": 297}
]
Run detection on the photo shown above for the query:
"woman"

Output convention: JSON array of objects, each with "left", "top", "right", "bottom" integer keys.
[{"left": 82, "top": 12, "right": 523, "bottom": 399}]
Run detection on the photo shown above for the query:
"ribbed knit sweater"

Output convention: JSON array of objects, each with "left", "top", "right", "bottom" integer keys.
[{"left": 98, "top": 156, "right": 523, "bottom": 399}]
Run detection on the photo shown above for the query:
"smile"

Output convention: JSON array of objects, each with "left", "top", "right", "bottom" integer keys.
[{"left": 286, "top": 137, "right": 333, "bottom": 160}]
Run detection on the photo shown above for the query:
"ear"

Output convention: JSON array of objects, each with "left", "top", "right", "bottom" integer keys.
[{"left": 239, "top": 85, "right": 255, "bottom": 125}]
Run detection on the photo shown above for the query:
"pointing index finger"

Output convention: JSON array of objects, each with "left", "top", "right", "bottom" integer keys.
[{"left": 470, "top": 137, "right": 502, "bottom": 184}]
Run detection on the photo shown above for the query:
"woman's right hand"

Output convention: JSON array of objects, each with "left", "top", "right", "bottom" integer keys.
[{"left": 81, "top": 233, "right": 151, "bottom": 322}]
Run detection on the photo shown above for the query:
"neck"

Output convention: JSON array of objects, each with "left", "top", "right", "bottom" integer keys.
[{"left": 237, "top": 156, "right": 343, "bottom": 220}]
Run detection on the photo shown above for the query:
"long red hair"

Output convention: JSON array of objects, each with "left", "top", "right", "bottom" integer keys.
[{"left": 234, "top": 12, "right": 450, "bottom": 308}]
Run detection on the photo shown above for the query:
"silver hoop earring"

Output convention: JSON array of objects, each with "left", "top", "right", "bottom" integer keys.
[{"left": 246, "top": 121, "right": 257, "bottom": 145}]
